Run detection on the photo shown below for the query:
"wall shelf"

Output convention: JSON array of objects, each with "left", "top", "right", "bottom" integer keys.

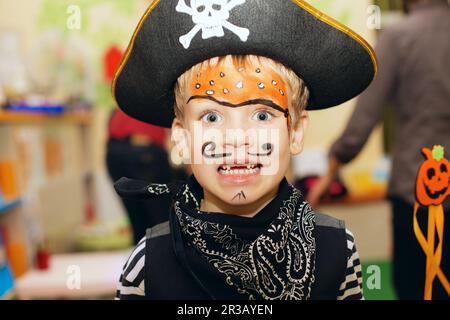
[{"left": 0, "top": 110, "right": 92, "bottom": 125}]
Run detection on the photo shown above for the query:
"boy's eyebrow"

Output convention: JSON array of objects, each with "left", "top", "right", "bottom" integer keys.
[{"left": 187, "top": 95, "right": 289, "bottom": 118}]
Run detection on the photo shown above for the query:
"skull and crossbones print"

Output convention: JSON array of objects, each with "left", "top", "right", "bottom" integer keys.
[{"left": 176, "top": 0, "right": 250, "bottom": 49}]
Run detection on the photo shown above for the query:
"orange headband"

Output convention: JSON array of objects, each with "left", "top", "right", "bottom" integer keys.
[{"left": 189, "top": 64, "right": 290, "bottom": 121}]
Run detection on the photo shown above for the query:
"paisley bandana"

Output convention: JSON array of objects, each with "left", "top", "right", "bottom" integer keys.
[{"left": 152, "top": 175, "right": 317, "bottom": 300}]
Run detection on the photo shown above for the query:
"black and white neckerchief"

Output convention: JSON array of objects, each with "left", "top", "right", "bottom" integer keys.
[{"left": 145, "top": 176, "right": 317, "bottom": 300}]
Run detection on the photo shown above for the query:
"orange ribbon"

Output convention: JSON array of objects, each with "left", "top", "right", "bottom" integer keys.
[{"left": 413, "top": 202, "right": 450, "bottom": 299}]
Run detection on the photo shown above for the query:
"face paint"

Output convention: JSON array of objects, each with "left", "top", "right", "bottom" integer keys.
[
  {"left": 232, "top": 190, "right": 246, "bottom": 201},
  {"left": 248, "top": 142, "right": 273, "bottom": 157},
  {"left": 189, "top": 62, "right": 289, "bottom": 207},
  {"left": 202, "top": 141, "right": 232, "bottom": 159},
  {"left": 202, "top": 140, "right": 273, "bottom": 160},
  {"left": 189, "top": 63, "right": 291, "bottom": 125}
]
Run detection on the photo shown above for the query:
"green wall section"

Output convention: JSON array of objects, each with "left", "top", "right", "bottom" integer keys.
[
  {"left": 362, "top": 261, "right": 398, "bottom": 300},
  {"left": 37, "top": 0, "right": 147, "bottom": 109}
]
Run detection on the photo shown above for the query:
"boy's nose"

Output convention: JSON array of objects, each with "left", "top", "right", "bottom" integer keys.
[
  {"left": 221, "top": 113, "right": 254, "bottom": 150},
  {"left": 223, "top": 131, "right": 250, "bottom": 149}
]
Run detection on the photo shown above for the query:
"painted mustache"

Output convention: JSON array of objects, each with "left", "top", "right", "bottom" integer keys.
[
  {"left": 202, "top": 142, "right": 232, "bottom": 159},
  {"left": 202, "top": 141, "right": 273, "bottom": 159},
  {"left": 248, "top": 143, "right": 272, "bottom": 157}
]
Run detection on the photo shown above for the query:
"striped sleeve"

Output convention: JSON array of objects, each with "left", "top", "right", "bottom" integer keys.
[
  {"left": 336, "top": 229, "right": 364, "bottom": 300},
  {"left": 115, "top": 236, "right": 147, "bottom": 300}
]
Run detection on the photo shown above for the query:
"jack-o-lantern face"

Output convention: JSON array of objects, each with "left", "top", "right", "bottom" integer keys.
[{"left": 415, "top": 145, "right": 450, "bottom": 206}]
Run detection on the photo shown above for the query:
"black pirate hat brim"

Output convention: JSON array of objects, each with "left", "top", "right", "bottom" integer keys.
[{"left": 113, "top": 0, "right": 377, "bottom": 128}]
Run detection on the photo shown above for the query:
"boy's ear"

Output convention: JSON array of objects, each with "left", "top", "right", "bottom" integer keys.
[
  {"left": 289, "top": 110, "right": 309, "bottom": 155},
  {"left": 171, "top": 117, "right": 190, "bottom": 161},
  {"left": 171, "top": 117, "right": 184, "bottom": 132},
  {"left": 171, "top": 117, "right": 187, "bottom": 145}
]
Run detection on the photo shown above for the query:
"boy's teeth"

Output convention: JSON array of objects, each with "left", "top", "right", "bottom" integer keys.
[{"left": 219, "top": 166, "right": 260, "bottom": 175}]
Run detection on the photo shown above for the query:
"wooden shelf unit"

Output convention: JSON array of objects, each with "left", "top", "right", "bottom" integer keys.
[{"left": 0, "top": 110, "right": 92, "bottom": 125}]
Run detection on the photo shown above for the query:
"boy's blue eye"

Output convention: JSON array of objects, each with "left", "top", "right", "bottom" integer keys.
[
  {"left": 252, "top": 110, "right": 272, "bottom": 122},
  {"left": 201, "top": 112, "right": 222, "bottom": 123}
]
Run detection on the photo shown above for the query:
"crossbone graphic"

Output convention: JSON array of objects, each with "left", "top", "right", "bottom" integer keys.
[{"left": 176, "top": 0, "right": 250, "bottom": 49}]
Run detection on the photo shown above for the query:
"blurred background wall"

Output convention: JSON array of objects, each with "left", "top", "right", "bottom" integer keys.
[{"left": 0, "top": 0, "right": 411, "bottom": 300}]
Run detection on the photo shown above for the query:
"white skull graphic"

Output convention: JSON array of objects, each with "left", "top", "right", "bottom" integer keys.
[
  {"left": 191, "top": 0, "right": 229, "bottom": 38},
  {"left": 176, "top": 0, "right": 250, "bottom": 49}
]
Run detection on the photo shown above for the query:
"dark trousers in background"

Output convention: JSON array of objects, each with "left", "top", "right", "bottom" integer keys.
[
  {"left": 391, "top": 197, "right": 450, "bottom": 300},
  {"left": 106, "top": 138, "right": 175, "bottom": 245}
]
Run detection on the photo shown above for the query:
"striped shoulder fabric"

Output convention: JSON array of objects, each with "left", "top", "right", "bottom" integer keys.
[
  {"left": 115, "top": 229, "right": 364, "bottom": 300},
  {"left": 115, "top": 236, "right": 147, "bottom": 300},
  {"left": 337, "top": 229, "right": 364, "bottom": 300}
]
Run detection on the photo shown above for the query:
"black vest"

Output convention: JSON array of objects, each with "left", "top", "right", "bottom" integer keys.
[
  {"left": 114, "top": 177, "right": 348, "bottom": 300},
  {"left": 144, "top": 213, "right": 347, "bottom": 300}
]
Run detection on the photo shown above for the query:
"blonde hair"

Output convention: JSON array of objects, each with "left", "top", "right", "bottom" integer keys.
[{"left": 174, "top": 55, "right": 309, "bottom": 127}]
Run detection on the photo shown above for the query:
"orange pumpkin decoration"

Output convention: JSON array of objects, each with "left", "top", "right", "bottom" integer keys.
[{"left": 415, "top": 145, "right": 450, "bottom": 206}]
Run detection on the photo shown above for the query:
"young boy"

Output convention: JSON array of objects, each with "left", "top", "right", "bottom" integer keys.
[{"left": 113, "top": 0, "right": 377, "bottom": 300}]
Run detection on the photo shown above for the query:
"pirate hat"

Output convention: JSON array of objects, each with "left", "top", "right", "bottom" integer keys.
[{"left": 113, "top": 0, "right": 377, "bottom": 127}]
